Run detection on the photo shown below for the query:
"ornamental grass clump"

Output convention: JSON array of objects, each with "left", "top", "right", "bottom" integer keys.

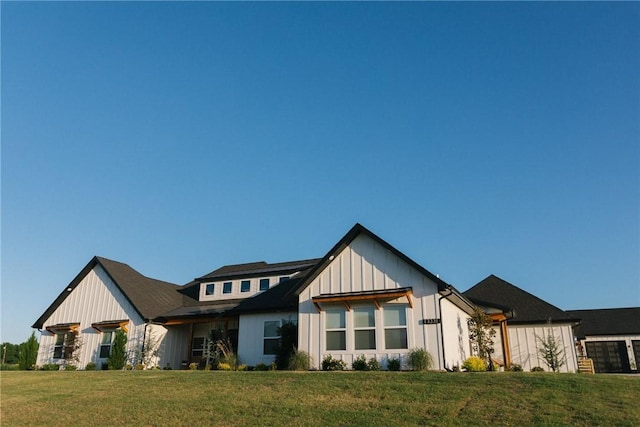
[
  {"left": 407, "top": 348, "right": 433, "bottom": 371},
  {"left": 462, "top": 356, "right": 487, "bottom": 372}
]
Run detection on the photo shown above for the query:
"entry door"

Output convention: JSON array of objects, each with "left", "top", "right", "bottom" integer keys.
[{"left": 585, "top": 341, "right": 631, "bottom": 373}]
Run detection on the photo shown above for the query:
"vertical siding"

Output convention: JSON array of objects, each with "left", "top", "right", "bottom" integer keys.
[
  {"left": 298, "top": 234, "right": 446, "bottom": 369},
  {"left": 440, "top": 298, "right": 471, "bottom": 370},
  {"left": 36, "top": 265, "right": 145, "bottom": 369},
  {"left": 508, "top": 324, "right": 578, "bottom": 372}
]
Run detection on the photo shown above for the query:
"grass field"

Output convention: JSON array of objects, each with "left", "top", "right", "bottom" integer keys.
[{"left": 1, "top": 370, "right": 639, "bottom": 426}]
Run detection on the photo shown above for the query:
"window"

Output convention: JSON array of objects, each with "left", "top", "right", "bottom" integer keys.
[
  {"left": 384, "top": 305, "right": 408, "bottom": 349},
  {"left": 279, "top": 276, "right": 289, "bottom": 283},
  {"left": 354, "top": 306, "right": 376, "bottom": 350},
  {"left": 259, "top": 278, "right": 270, "bottom": 291},
  {"left": 263, "top": 321, "right": 280, "bottom": 355},
  {"left": 53, "top": 333, "right": 65, "bottom": 359},
  {"left": 192, "top": 337, "right": 206, "bottom": 358},
  {"left": 205, "top": 283, "right": 215, "bottom": 296},
  {"left": 241, "top": 280, "right": 251, "bottom": 293},
  {"left": 326, "top": 308, "right": 346, "bottom": 351},
  {"left": 223, "top": 282, "right": 232, "bottom": 294},
  {"left": 53, "top": 331, "right": 76, "bottom": 359},
  {"left": 99, "top": 331, "right": 114, "bottom": 358}
]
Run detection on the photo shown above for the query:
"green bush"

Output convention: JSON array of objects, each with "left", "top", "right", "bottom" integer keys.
[
  {"left": 531, "top": 366, "right": 544, "bottom": 372},
  {"left": 0, "top": 363, "right": 19, "bottom": 371},
  {"left": 509, "top": 364, "right": 523, "bottom": 372},
  {"left": 85, "top": 362, "right": 97, "bottom": 371},
  {"left": 407, "top": 348, "right": 433, "bottom": 371},
  {"left": 352, "top": 355, "right": 368, "bottom": 371},
  {"left": 462, "top": 356, "right": 487, "bottom": 372},
  {"left": 255, "top": 363, "right": 270, "bottom": 371},
  {"left": 288, "top": 350, "right": 312, "bottom": 371},
  {"left": 321, "top": 355, "right": 346, "bottom": 371},
  {"left": 163, "top": 364, "right": 172, "bottom": 370},
  {"left": 64, "top": 364, "right": 77, "bottom": 371},
  {"left": 367, "top": 357, "right": 381, "bottom": 371},
  {"left": 40, "top": 363, "right": 60, "bottom": 371},
  {"left": 387, "top": 358, "right": 401, "bottom": 371}
]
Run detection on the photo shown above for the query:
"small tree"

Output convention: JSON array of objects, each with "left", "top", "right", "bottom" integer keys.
[
  {"left": 536, "top": 328, "right": 565, "bottom": 372},
  {"left": 467, "top": 308, "right": 496, "bottom": 365},
  {"left": 107, "top": 329, "right": 128, "bottom": 370},
  {"left": 137, "top": 333, "right": 161, "bottom": 369},
  {"left": 275, "top": 321, "right": 298, "bottom": 370},
  {"left": 18, "top": 332, "right": 39, "bottom": 370}
]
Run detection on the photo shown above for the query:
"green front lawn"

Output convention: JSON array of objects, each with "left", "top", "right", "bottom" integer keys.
[{"left": 2, "top": 371, "right": 639, "bottom": 426}]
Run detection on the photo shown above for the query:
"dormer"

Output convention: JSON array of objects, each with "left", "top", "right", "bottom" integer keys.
[{"left": 195, "top": 258, "right": 321, "bottom": 302}]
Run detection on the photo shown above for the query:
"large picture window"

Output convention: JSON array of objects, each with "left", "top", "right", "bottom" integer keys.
[
  {"left": 384, "top": 305, "right": 408, "bottom": 349},
  {"left": 354, "top": 306, "right": 376, "bottom": 350},
  {"left": 326, "top": 308, "right": 346, "bottom": 351}
]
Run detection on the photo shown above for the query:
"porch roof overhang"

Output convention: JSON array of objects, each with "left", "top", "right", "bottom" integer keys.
[
  {"left": 311, "top": 287, "right": 413, "bottom": 311},
  {"left": 91, "top": 320, "right": 129, "bottom": 333},
  {"left": 154, "top": 300, "right": 243, "bottom": 325},
  {"left": 44, "top": 322, "right": 80, "bottom": 334}
]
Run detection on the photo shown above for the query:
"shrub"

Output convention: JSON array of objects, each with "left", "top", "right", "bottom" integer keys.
[
  {"left": 322, "top": 355, "right": 346, "bottom": 371},
  {"left": 41, "top": 363, "right": 60, "bottom": 371},
  {"left": 218, "top": 362, "right": 232, "bottom": 371},
  {"left": 64, "top": 364, "right": 77, "bottom": 371},
  {"left": 255, "top": 363, "right": 270, "bottom": 371},
  {"left": 107, "top": 329, "right": 128, "bottom": 370},
  {"left": 462, "top": 356, "right": 487, "bottom": 372},
  {"left": 85, "top": 362, "right": 97, "bottom": 371},
  {"left": 387, "top": 358, "right": 401, "bottom": 371},
  {"left": 407, "top": 348, "right": 433, "bottom": 371},
  {"left": 531, "top": 366, "right": 544, "bottom": 372},
  {"left": 352, "top": 355, "right": 368, "bottom": 371},
  {"left": 0, "top": 364, "right": 19, "bottom": 371},
  {"left": 509, "top": 364, "right": 523, "bottom": 372},
  {"left": 135, "top": 364, "right": 145, "bottom": 370},
  {"left": 237, "top": 364, "right": 248, "bottom": 371},
  {"left": 367, "top": 357, "right": 381, "bottom": 371},
  {"left": 163, "top": 364, "right": 172, "bottom": 370},
  {"left": 288, "top": 350, "right": 312, "bottom": 371},
  {"left": 189, "top": 363, "right": 198, "bottom": 370}
]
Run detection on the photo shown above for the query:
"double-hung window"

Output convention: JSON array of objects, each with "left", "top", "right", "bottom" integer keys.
[
  {"left": 354, "top": 306, "right": 376, "bottom": 350},
  {"left": 259, "top": 278, "right": 270, "bottom": 291},
  {"left": 53, "top": 333, "right": 66, "bottom": 359},
  {"left": 325, "top": 308, "right": 346, "bottom": 351},
  {"left": 99, "top": 331, "right": 114, "bottom": 358},
  {"left": 263, "top": 321, "right": 280, "bottom": 355},
  {"left": 384, "top": 305, "right": 408, "bottom": 349},
  {"left": 223, "top": 282, "right": 232, "bottom": 294}
]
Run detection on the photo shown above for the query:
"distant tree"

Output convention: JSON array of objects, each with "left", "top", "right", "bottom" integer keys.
[
  {"left": 467, "top": 308, "right": 496, "bottom": 366},
  {"left": 536, "top": 327, "right": 565, "bottom": 372},
  {"left": 107, "top": 329, "right": 128, "bottom": 370},
  {"left": 2, "top": 342, "right": 21, "bottom": 365},
  {"left": 18, "top": 332, "right": 39, "bottom": 370}
]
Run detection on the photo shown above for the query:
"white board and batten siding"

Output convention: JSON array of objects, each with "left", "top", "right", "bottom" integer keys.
[
  {"left": 439, "top": 298, "right": 471, "bottom": 370},
  {"left": 36, "top": 264, "right": 165, "bottom": 369},
  {"left": 298, "top": 233, "right": 455, "bottom": 370},
  {"left": 507, "top": 324, "right": 578, "bottom": 372}
]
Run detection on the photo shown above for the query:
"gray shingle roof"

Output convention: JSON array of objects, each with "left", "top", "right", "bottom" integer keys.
[
  {"left": 197, "top": 258, "right": 321, "bottom": 281},
  {"left": 32, "top": 256, "right": 183, "bottom": 328},
  {"left": 567, "top": 307, "right": 640, "bottom": 339},
  {"left": 463, "top": 275, "right": 578, "bottom": 324}
]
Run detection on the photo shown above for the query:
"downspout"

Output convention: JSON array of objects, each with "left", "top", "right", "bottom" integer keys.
[
  {"left": 437, "top": 287, "right": 453, "bottom": 371},
  {"left": 141, "top": 323, "right": 148, "bottom": 367}
]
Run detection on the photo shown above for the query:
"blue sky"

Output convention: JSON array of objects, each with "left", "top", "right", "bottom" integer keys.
[{"left": 2, "top": 2, "right": 638, "bottom": 344}]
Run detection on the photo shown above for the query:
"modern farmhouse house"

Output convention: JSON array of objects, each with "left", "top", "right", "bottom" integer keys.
[{"left": 33, "top": 223, "right": 602, "bottom": 372}]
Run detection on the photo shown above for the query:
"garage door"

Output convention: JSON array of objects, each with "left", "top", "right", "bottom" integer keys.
[{"left": 585, "top": 341, "right": 630, "bottom": 373}]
